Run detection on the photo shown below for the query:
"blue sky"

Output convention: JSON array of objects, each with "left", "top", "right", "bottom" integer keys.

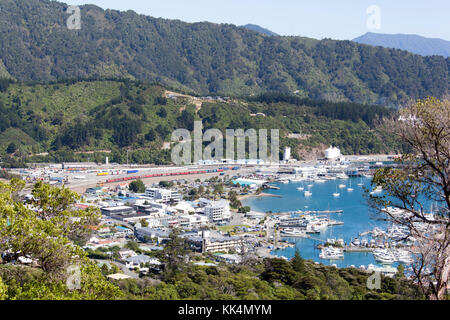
[{"left": 64, "top": 0, "right": 450, "bottom": 41}]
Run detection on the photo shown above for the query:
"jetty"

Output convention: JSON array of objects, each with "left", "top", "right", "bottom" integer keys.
[{"left": 269, "top": 209, "right": 344, "bottom": 216}]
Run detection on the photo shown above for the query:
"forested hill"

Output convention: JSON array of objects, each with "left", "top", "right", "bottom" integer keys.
[{"left": 0, "top": 0, "right": 448, "bottom": 105}]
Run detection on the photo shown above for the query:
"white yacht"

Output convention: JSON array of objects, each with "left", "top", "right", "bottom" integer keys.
[
  {"left": 319, "top": 247, "right": 344, "bottom": 260},
  {"left": 338, "top": 184, "right": 346, "bottom": 189},
  {"left": 304, "top": 190, "right": 312, "bottom": 197},
  {"left": 336, "top": 173, "right": 349, "bottom": 179},
  {"left": 373, "top": 249, "right": 396, "bottom": 264},
  {"left": 296, "top": 186, "right": 305, "bottom": 191},
  {"left": 315, "top": 179, "right": 326, "bottom": 183}
]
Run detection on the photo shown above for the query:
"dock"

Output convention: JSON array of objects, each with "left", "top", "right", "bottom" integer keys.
[
  {"left": 269, "top": 209, "right": 344, "bottom": 216},
  {"left": 343, "top": 246, "right": 373, "bottom": 253}
]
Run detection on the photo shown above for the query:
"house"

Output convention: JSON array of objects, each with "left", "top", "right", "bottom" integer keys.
[
  {"left": 118, "top": 248, "right": 137, "bottom": 260},
  {"left": 125, "top": 254, "right": 151, "bottom": 269},
  {"left": 125, "top": 255, "right": 162, "bottom": 270},
  {"left": 135, "top": 227, "right": 170, "bottom": 243}
]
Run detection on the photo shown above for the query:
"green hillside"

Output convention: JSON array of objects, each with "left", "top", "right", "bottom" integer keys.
[
  {"left": 0, "top": 0, "right": 447, "bottom": 105},
  {"left": 0, "top": 79, "right": 403, "bottom": 167}
]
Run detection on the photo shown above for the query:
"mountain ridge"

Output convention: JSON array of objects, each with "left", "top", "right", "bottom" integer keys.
[
  {"left": 0, "top": 0, "right": 448, "bottom": 105},
  {"left": 240, "top": 24, "right": 279, "bottom": 36},
  {"left": 353, "top": 32, "right": 450, "bottom": 58}
]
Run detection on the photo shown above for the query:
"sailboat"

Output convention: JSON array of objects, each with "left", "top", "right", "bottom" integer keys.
[
  {"left": 347, "top": 180, "right": 354, "bottom": 192},
  {"left": 333, "top": 184, "right": 340, "bottom": 197},
  {"left": 304, "top": 185, "right": 312, "bottom": 197},
  {"left": 357, "top": 177, "right": 364, "bottom": 187}
]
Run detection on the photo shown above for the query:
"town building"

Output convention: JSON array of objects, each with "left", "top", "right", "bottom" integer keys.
[
  {"left": 145, "top": 188, "right": 182, "bottom": 203},
  {"left": 199, "top": 199, "right": 231, "bottom": 223}
]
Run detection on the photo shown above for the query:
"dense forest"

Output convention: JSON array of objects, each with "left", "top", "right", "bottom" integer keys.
[
  {"left": 0, "top": 0, "right": 447, "bottom": 105},
  {"left": 0, "top": 79, "right": 406, "bottom": 167}
]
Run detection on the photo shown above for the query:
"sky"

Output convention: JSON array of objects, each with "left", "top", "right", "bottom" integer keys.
[{"left": 63, "top": 0, "right": 450, "bottom": 41}]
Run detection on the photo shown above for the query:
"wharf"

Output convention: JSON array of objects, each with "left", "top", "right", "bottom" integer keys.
[{"left": 269, "top": 209, "right": 344, "bottom": 216}]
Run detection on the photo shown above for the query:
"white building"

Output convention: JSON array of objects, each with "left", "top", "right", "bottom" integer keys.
[
  {"left": 200, "top": 199, "right": 231, "bottom": 223},
  {"left": 203, "top": 236, "right": 243, "bottom": 253},
  {"left": 145, "top": 188, "right": 181, "bottom": 202},
  {"left": 283, "top": 147, "right": 291, "bottom": 161},
  {"left": 324, "top": 145, "right": 341, "bottom": 160}
]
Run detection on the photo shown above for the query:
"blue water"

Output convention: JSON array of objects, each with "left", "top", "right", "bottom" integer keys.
[{"left": 242, "top": 177, "right": 392, "bottom": 268}]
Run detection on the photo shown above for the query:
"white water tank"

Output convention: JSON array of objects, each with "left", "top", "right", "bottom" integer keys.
[{"left": 325, "top": 146, "right": 341, "bottom": 160}]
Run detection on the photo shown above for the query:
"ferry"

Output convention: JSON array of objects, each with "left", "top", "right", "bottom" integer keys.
[{"left": 280, "top": 228, "right": 307, "bottom": 237}]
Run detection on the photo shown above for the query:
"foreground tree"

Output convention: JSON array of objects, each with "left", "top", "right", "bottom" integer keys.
[
  {"left": 0, "top": 180, "right": 122, "bottom": 299},
  {"left": 369, "top": 97, "right": 449, "bottom": 300}
]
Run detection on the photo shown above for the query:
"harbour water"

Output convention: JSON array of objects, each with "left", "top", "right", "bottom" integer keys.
[{"left": 242, "top": 177, "right": 395, "bottom": 268}]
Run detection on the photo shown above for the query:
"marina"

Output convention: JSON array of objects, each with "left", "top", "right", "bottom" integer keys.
[{"left": 242, "top": 175, "right": 410, "bottom": 269}]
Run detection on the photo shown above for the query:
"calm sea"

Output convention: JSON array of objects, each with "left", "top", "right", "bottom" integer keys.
[{"left": 242, "top": 177, "right": 395, "bottom": 268}]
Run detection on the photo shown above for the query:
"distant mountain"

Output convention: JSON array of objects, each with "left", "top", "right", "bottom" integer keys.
[
  {"left": 240, "top": 24, "right": 278, "bottom": 36},
  {"left": 353, "top": 32, "right": 450, "bottom": 58},
  {"left": 0, "top": 0, "right": 448, "bottom": 105}
]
